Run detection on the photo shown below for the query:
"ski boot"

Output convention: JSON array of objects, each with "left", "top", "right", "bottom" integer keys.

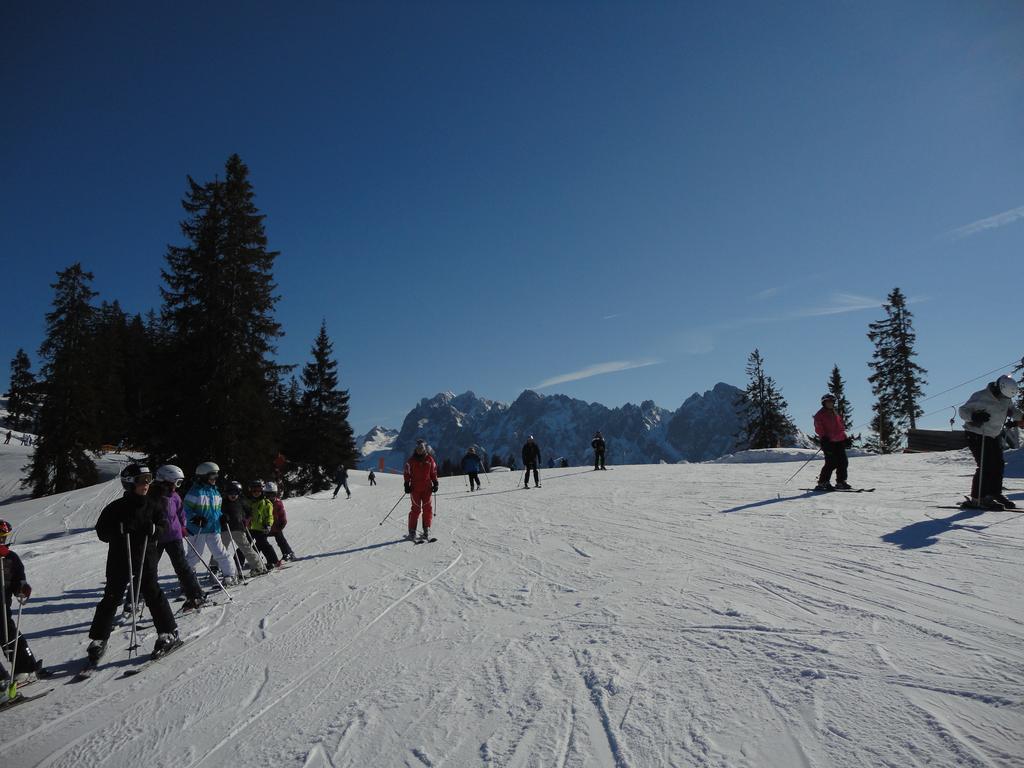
[
  {"left": 994, "top": 494, "right": 1017, "bottom": 509},
  {"left": 814, "top": 482, "right": 833, "bottom": 492},
  {"left": 152, "top": 631, "right": 181, "bottom": 659},
  {"left": 87, "top": 639, "right": 107, "bottom": 664},
  {"left": 834, "top": 482, "right": 853, "bottom": 490},
  {"left": 418, "top": 527, "right": 431, "bottom": 542},
  {"left": 405, "top": 530, "right": 417, "bottom": 541}
]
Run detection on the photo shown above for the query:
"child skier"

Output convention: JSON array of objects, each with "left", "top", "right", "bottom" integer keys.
[
  {"left": 183, "top": 462, "right": 238, "bottom": 586},
  {"left": 404, "top": 439, "right": 438, "bottom": 540},
  {"left": 244, "top": 480, "right": 282, "bottom": 569},
  {"left": 0, "top": 520, "right": 49, "bottom": 682},
  {"left": 221, "top": 480, "right": 268, "bottom": 576},
  {"left": 84, "top": 465, "right": 180, "bottom": 664},
  {"left": 151, "top": 465, "right": 207, "bottom": 610},
  {"left": 332, "top": 465, "right": 351, "bottom": 499},
  {"left": 267, "top": 482, "right": 296, "bottom": 561},
  {"left": 461, "top": 447, "right": 483, "bottom": 491}
]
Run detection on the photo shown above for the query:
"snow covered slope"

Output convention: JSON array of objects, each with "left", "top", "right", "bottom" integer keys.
[
  {"left": 1, "top": 451, "right": 1022, "bottom": 767},
  {"left": 0, "top": 442, "right": 129, "bottom": 507}
]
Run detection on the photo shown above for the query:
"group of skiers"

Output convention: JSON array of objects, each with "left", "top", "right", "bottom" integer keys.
[
  {"left": 78, "top": 461, "right": 298, "bottom": 670},
  {"left": 811, "top": 374, "right": 1023, "bottom": 509}
]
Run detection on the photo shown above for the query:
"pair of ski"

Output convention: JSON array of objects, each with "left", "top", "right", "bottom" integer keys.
[
  {"left": 406, "top": 534, "right": 438, "bottom": 544},
  {"left": 1, "top": 688, "right": 53, "bottom": 711},
  {"left": 522, "top": 485, "right": 542, "bottom": 490},
  {"left": 70, "top": 636, "right": 188, "bottom": 683},
  {"left": 800, "top": 487, "right": 875, "bottom": 493}
]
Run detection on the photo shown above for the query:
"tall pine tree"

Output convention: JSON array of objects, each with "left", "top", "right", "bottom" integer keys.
[
  {"left": 24, "top": 264, "right": 100, "bottom": 496},
  {"left": 866, "top": 288, "right": 927, "bottom": 451},
  {"left": 736, "top": 349, "right": 797, "bottom": 450},
  {"left": 7, "top": 349, "right": 38, "bottom": 430},
  {"left": 826, "top": 364, "right": 854, "bottom": 432},
  {"left": 159, "top": 155, "right": 283, "bottom": 481},
  {"left": 290, "top": 322, "right": 357, "bottom": 493}
]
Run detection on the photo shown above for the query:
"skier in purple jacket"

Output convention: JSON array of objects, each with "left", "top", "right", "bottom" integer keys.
[{"left": 151, "top": 465, "right": 206, "bottom": 610}]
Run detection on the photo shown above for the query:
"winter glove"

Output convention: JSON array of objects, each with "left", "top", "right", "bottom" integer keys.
[
  {"left": 970, "top": 410, "right": 991, "bottom": 425},
  {"left": 431, "top": 481, "right": 439, "bottom": 493},
  {"left": 404, "top": 482, "right": 411, "bottom": 494},
  {"left": 18, "top": 584, "right": 31, "bottom": 602}
]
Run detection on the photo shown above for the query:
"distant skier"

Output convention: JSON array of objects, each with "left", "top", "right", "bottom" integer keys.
[
  {"left": 0, "top": 519, "right": 49, "bottom": 682},
  {"left": 404, "top": 439, "right": 438, "bottom": 541},
  {"left": 461, "top": 447, "right": 483, "bottom": 491},
  {"left": 3, "top": 431, "right": 10, "bottom": 445},
  {"left": 332, "top": 465, "right": 351, "bottom": 499},
  {"left": 521, "top": 436, "right": 541, "bottom": 488},
  {"left": 368, "top": 470, "right": 376, "bottom": 486},
  {"left": 84, "top": 465, "right": 179, "bottom": 664},
  {"left": 814, "top": 394, "right": 852, "bottom": 491},
  {"left": 592, "top": 431, "right": 607, "bottom": 470},
  {"left": 959, "top": 375, "right": 1022, "bottom": 510},
  {"left": 267, "top": 482, "right": 296, "bottom": 561}
]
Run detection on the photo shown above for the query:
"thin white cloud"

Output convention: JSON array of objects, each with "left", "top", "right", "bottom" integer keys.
[
  {"left": 947, "top": 204, "right": 1024, "bottom": 239},
  {"left": 602, "top": 313, "right": 622, "bottom": 320},
  {"left": 793, "top": 293, "right": 881, "bottom": 317},
  {"left": 755, "top": 286, "right": 781, "bottom": 300},
  {"left": 533, "top": 359, "right": 662, "bottom": 389}
]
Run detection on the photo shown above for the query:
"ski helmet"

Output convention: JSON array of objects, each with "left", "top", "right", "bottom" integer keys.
[
  {"left": 821, "top": 393, "right": 836, "bottom": 405},
  {"left": 155, "top": 464, "right": 185, "bottom": 487},
  {"left": 195, "top": 461, "right": 219, "bottom": 478},
  {"left": 996, "top": 374, "right": 1019, "bottom": 399},
  {"left": 0, "top": 519, "right": 11, "bottom": 544},
  {"left": 263, "top": 481, "right": 278, "bottom": 495},
  {"left": 120, "top": 464, "right": 153, "bottom": 490},
  {"left": 226, "top": 480, "right": 243, "bottom": 495}
]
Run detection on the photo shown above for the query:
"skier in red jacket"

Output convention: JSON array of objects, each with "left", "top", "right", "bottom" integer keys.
[
  {"left": 813, "top": 394, "right": 852, "bottom": 491},
  {"left": 403, "top": 440, "right": 439, "bottom": 541}
]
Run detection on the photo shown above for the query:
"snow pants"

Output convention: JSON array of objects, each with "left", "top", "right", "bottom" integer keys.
[
  {"left": 467, "top": 472, "right": 481, "bottom": 490},
  {"left": 523, "top": 463, "right": 540, "bottom": 487},
  {"left": 369, "top": 476, "right": 376, "bottom": 486},
  {"left": 818, "top": 441, "right": 848, "bottom": 485},
  {"left": 967, "top": 432, "right": 1004, "bottom": 499},
  {"left": 594, "top": 451, "right": 606, "bottom": 470},
  {"left": 3, "top": 597, "right": 41, "bottom": 673},
  {"left": 251, "top": 531, "right": 281, "bottom": 566},
  {"left": 90, "top": 545, "right": 176, "bottom": 642},
  {"left": 221, "top": 529, "right": 267, "bottom": 574},
  {"left": 272, "top": 531, "right": 294, "bottom": 558},
  {"left": 157, "top": 539, "right": 204, "bottom": 601},
  {"left": 408, "top": 489, "right": 433, "bottom": 533},
  {"left": 186, "top": 532, "right": 237, "bottom": 580}
]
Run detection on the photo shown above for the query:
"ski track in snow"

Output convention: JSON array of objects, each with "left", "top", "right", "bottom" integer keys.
[{"left": 0, "top": 450, "right": 1022, "bottom": 767}]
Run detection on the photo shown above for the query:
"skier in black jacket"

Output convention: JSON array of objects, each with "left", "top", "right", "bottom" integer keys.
[
  {"left": 84, "top": 465, "right": 179, "bottom": 664},
  {"left": 0, "top": 520, "right": 49, "bottom": 683},
  {"left": 521, "top": 436, "right": 541, "bottom": 488},
  {"left": 591, "top": 431, "right": 606, "bottom": 470}
]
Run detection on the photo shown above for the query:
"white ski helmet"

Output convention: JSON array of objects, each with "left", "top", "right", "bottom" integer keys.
[
  {"left": 996, "top": 374, "right": 1019, "bottom": 399},
  {"left": 263, "top": 481, "right": 278, "bottom": 494},
  {"left": 195, "top": 461, "right": 219, "bottom": 477},
  {"left": 155, "top": 464, "right": 185, "bottom": 486}
]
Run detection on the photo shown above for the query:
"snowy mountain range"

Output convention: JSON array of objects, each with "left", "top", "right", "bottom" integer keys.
[{"left": 361, "top": 383, "right": 755, "bottom": 470}]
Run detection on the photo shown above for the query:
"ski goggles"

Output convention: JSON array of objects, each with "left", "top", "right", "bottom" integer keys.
[{"left": 129, "top": 473, "right": 153, "bottom": 485}]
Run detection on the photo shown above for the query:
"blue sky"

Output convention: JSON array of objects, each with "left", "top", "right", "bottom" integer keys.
[{"left": 3, "top": 1, "right": 1023, "bottom": 437}]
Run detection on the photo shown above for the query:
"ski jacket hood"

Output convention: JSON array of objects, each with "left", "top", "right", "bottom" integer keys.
[
  {"left": 183, "top": 483, "right": 223, "bottom": 535},
  {"left": 960, "top": 386, "right": 1023, "bottom": 438},
  {"left": 813, "top": 408, "right": 848, "bottom": 443}
]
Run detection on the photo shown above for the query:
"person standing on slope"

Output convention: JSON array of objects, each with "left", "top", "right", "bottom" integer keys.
[
  {"left": 150, "top": 465, "right": 207, "bottom": 610},
  {"left": 84, "top": 465, "right": 180, "bottom": 664},
  {"left": 332, "top": 465, "right": 351, "bottom": 499},
  {"left": 404, "top": 439, "right": 438, "bottom": 541},
  {"left": 267, "top": 482, "right": 297, "bottom": 561},
  {"left": 0, "top": 520, "right": 50, "bottom": 682},
  {"left": 960, "top": 374, "right": 1022, "bottom": 510},
  {"left": 243, "top": 480, "right": 282, "bottom": 568},
  {"left": 591, "top": 431, "right": 607, "bottom": 471},
  {"left": 183, "top": 462, "right": 238, "bottom": 586},
  {"left": 368, "top": 469, "right": 376, "bottom": 486},
  {"left": 461, "top": 447, "right": 483, "bottom": 491},
  {"left": 221, "top": 480, "right": 268, "bottom": 576},
  {"left": 814, "top": 395, "right": 853, "bottom": 491},
  {"left": 521, "top": 436, "right": 541, "bottom": 488}
]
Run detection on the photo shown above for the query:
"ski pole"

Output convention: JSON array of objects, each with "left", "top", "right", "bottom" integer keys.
[
  {"left": 0, "top": 553, "right": 8, "bottom": 653},
  {"left": 783, "top": 447, "right": 822, "bottom": 486},
  {"left": 378, "top": 493, "right": 407, "bottom": 526},
  {"left": 125, "top": 531, "right": 144, "bottom": 657},
  {"left": 976, "top": 435, "right": 986, "bottom": 506},
  {"left": 183, "top": 535, "right": 232, "bottom": 602},
  {"left": 224, "top": 523, "right": 247, "bottom": 584},
  {"left": 6, "top": 596, "right": 25, "bottom": 700}
]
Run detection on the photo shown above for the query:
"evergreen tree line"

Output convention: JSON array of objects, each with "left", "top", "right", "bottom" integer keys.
[
  {"left": 8, "top": 155, "right": 357, "bottom": 498},
  {"left": 735, "top": 287, "right": 927, "bottom": 453}
]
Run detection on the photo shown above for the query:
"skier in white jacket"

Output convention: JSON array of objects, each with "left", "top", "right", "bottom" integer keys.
[{"left": 959, "top": 374, "right": 1022, "bottom": 510}]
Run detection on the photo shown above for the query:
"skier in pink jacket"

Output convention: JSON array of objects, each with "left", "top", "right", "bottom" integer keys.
[{"left": 814, "top": 394, "right": 852, "bottom": 491}]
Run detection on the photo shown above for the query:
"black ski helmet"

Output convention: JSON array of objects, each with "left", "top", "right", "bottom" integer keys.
[{"left": 120, "top": 463, "right": 153, "bottom": 490}]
